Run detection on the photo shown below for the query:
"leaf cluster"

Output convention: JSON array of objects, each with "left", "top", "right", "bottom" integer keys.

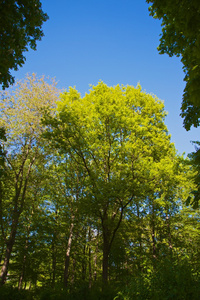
[
  {"left": 0, "top": 0, "right": 48, "bottom": 88},
  {"left": 146, "top": 0, "right": 200, "bottom": 130}
]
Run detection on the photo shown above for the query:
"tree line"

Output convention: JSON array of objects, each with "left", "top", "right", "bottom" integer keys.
[{"left": 0, "top": 75, "right": 200, "bottom": 299}]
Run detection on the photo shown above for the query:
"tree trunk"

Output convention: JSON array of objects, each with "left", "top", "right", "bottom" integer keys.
[
  {"left": 71, "top": 256, "right": 76, "bottom": 285},
  {"left": 0, "top": 238, "right": 15, "bottom": 286},
  {"left": 64, "top": 216, "right": 74, "bottom": 288},
  {"left": 0, "top": 215, "right": 19, "bottom": 286},
  {"left": 52, "top": 241, "right": 57, "bottom": 288},
  {"left": 166, "top": 214, "right": 173, "bottom": 253},
  {"left": 101, "top": 208, "right": 123, "bottom": 286},
  {"left": 82, "top": 245, "right": 86, "bottom": 281},
  {"left": 102, "top": 233, "right": 110, "bottom": 285},
  {"left": 18, "top": 255, "right": 26, "bottom": 290},
  {"left": 136, "top": 203, "right": 143, "bottom": 272},
  {"left": 151, "top": 200, "right": 157, "bottom": 260},
  {"left": 88, "top": 227, "right": 92, "bottom": 289},
  {"left": 152, "top": 228, "right": 156, "bottom": 258},
  {"left": 52, "top": 210, "right": 58, "bottom": 288},
  {"left": 0, "top": 157, "right": 34, "bottom": 286},
  {"left": 93, "top": 229, "right": 99, "bottom": 282},
  {"left": 18, "top": 250, "right": 27, "bottom": 289},
  {"left": 18, "top": 220, "right": 31, "bottom": 290}
]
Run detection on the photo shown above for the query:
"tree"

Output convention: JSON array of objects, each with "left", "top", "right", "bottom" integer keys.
[
  {"left": 0, "top": 127, "right": 6, "bottom": 177},
  {"left": 0, "top": 74, "right": 58, "bottom": 286},
  {"left": 0, "top": 0, "right": 48, "bottom": 89},
  {"left": 44, "top": 81, "right": 177, "bottom": 286},
  {"left": 186, "top": 142, "right": 200, "bottom": 208},
  {"left": 146, "top": 0, "right": 200, "bottom": 130}
]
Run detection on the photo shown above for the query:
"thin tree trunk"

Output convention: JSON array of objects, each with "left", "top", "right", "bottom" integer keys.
[
  {"left": 18, "top": 257, "right": 26, "bottom": 290},
  {"left": 93, "top": 229, "right": 99, "bottom": 282},
  {"left": 152, "top": 226, "right": 156, "bottom": 258},
  {"left": 52, "top": 209, "right": 58, "bottom": 288},
  {"left": 151, "top": 200, "right": 157, "bottom": 260},
  {"left": 52, "top": 241, "right": 57, "bottom": 288},
  {"left": 18, "top": 214, "right": 33, "bottom": 290},
  {"left": 71, "top": 256, "right": 76, "bottom": 285},
  {"left": 64, "top": 216, "right": 74, "bottom": 288},
  {"left": 88, "top": 227, "right": 92, "bottom": 289},
  {"left": 24, "top": 281, "right": 27, "bottom": 290},
  {"left": 166, "top": 214, "right": 173, "bottom": 252},
  {"left": 136, "top": 203, "right": 143, "bottom": 272},
  {"left": 82, "top": 245, "right": 86, "bottom": 281}
]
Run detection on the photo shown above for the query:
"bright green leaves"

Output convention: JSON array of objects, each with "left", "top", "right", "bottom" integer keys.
[
  {"left": 45, "top": 81, "right": 177, "bottom": 220},
  {"left": 45, "top": 82, "right": 181, "bottom": 285}
]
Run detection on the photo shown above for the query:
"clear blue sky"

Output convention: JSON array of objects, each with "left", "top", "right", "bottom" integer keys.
[{"left": 11, "top": 0, "right": 199, "bottom": 156}]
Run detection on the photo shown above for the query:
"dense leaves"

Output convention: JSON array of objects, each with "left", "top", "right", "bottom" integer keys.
[
  {"left": 44, "top": 82, "right": 177, "bottom": 284},
  {"left": 146, "top": 0, "right": 200, "bottom": 130},
  {"left": 0, "top": 0, "right": 48, "bottom": 89}
]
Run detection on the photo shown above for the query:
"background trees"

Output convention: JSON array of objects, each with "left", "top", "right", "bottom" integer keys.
[{"left": 0, "top": 74, "right": 58, "bottom": 286}]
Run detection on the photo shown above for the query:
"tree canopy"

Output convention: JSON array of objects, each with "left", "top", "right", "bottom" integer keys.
[
  {"left": 146, "top": 0, "right": 200, "bottom": 130},
  {"left": 0, "top": 0, "right": 48, "bottom": 89},
  {"left": 0, "top": 76, "right": 200, "bottom": 299},
  {"left": 43, "top": 81, "right": 193, "bottom": 286}
]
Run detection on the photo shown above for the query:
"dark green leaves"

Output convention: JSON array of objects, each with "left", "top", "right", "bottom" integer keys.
[
  {"left": 0, "top": 0, "right": 48, "bottom": 89},
  {"left": 146, "top": 0, "right": 200, "bottom": 130}
]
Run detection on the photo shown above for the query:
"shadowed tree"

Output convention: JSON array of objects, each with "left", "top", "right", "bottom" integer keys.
[
  {"left": 0, "top": 0, "right": 48, "bottom": 89},
  {"left": 146, "top": 0, "right": 200, "bottom": 131}
]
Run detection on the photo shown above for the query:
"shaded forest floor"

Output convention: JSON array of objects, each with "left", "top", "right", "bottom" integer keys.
[{"left": 1, "top": 273, "right": 200, "bottom": 300}]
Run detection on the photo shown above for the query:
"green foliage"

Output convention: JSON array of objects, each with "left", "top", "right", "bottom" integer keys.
[
  {"left": 44, "top": 81, "right": 177, "bottom": 283},
  {"left": 0, "top": 76, "right": 199, "bottom": 300},
  {"left": 186, "top": 142, "right": 200, "bottom": 208},
  {"left": 146, "top": 0, "right": 200, "bottom": 130},
  {"left": 0, "top": 74, "right": 59, "bottom": 286},
  {"left": 0, "top": 286, "right": 32, "bottom": 300},
  {"left": 123, "top": 257, "right": 200, "bottom": 300},
  {"left": 0, "top": 127, "right": 6, "bottom": 177},
  {"left": 0, "top": 0, "right": 48, "bottom": 89}
]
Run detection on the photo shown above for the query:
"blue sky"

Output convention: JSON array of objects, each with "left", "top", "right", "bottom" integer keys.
[{"left": 11, "top": 0, "right": 199, "bottom": 155}]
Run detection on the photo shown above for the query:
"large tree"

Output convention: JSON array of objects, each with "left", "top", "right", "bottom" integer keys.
[
  {"left": 146, "top": 0, "right": 200, "bottom": 131},
  {"left": 0, "top": 0, "right": 48, "bottom": 89},
  {"left": 44, "top": 81, "right": 177, "bottom": 285}
]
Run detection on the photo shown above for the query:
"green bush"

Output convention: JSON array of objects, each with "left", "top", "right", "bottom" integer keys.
[
  {"left": 0, "top": 286, "right": 32, "bottom": 300},
  {"left": 123, "top": 258, "right": 200, "bottom": 300}
]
